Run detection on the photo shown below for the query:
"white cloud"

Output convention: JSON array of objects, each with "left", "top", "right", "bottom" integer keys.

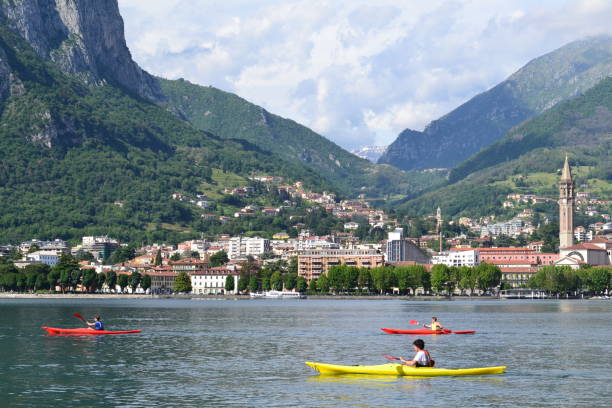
[{"left": 118, "top": 0, "right": 612, "bottom": 150}]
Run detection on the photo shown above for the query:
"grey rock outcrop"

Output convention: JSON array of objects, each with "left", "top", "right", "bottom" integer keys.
[{"left": 0, "top": 0, "right": 164, "bottom": 102}]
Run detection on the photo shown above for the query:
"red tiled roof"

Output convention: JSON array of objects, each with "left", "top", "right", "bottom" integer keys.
[{"left": 563, "top": 243, "right": 606, "bottom": 251}]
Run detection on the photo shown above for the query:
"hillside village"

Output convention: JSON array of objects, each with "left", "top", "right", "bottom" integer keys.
[{"left": 2, "top": 162, "right": 611, "bottom": 296}]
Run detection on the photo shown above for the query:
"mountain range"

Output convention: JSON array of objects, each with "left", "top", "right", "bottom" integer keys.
[
  {"left": 378, "top": 36, "right": 612, "bottom": 172},
  {"left": 0, "top": 0, "right": 611, "bottom": 243}
]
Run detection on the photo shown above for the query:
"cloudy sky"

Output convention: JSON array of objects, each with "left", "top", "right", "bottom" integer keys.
[{"left": 118, "top": 0, "right": 612, "bottom": 151}]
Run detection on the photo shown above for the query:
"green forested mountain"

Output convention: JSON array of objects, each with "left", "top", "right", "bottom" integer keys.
[
  {"left": 399, "top": 77, "right": 612, "bottom": 218},
  {"left": 0, "top": 21, "right": 333, "bottom": 243},
  {"left": 159, "top": 78, "right": 439, "bottom": 198},
  {"left": 379, "top": 35, "right": 612, "bottom": 171}
]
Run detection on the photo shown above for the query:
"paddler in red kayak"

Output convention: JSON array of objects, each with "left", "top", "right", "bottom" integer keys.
[
  {"left": 423, "top": 316, "right": 444, "bottom": 332},
  {"left": 86, "top": 315, "right": 105, "bottom": 331},
  {"left": 400, "top": 339, "right": 435, "bottom": 367}
]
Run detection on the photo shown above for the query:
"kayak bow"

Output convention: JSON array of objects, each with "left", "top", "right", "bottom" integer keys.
[
  {"left": 42, "top": 327, "right": 141, "bottom": 335},
  {"left": 305, "top": 361, "right": 506, "bottom": 376}
]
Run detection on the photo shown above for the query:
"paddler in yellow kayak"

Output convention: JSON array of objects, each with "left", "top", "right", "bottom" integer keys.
[
  {"left": 423, "top": 316, "right": 444, "bottom": 331},
  {"left": 400, "top": 339, "right": 435, "bottom": 367}
]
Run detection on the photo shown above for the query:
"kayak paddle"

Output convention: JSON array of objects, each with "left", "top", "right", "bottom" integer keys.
[
  {"left": 73, "top": 313, "right": 88, "bottom": 326},
  {"left": 409, "top": 320, "right": 421, "bottom": 326},
  {"left": 383, "top": 355, "right": 401, "bottom": 361}
]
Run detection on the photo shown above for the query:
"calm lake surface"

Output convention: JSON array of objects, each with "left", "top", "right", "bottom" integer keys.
[{"left": 1, "top": 298, "right": 611, "bottom": 407}]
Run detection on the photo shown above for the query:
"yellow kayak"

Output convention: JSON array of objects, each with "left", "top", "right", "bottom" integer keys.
[{"left": 305, "top": 362, "right": 507, "bottom": 377}]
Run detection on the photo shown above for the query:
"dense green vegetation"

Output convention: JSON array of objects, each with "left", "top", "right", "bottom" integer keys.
[
  {"left": 528, "top": 266, "right": 611, "bottom": 295},
  {"left": 0, "top": 22, "right": 339, "bottom": 244},
  {"left": 159, "top": 78, "right": 443, "bottom": 198}
]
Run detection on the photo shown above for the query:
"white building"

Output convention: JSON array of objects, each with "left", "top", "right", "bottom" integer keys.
[
  {"left": 431, "top": 249, "right": 480, "bottom": 267},
  {"left": 386, "top": 228, "right": 407, "bottom": 262},
  {"left": 228, "top": 237, "right": 271, "bottom": 259},
  {"left": 26, "top": 250, "right": 60, "bottom": 266},
  {"left": 190, "top": 267, "right": 240, "bottom": 294}
]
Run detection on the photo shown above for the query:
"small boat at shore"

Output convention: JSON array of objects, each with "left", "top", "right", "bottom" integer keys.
[
  {"left": 42, "top": 327, "right": 141, "bottom": 335},
  {"left": 305, "top": 361, "right": 506, "bottom": 377},
  {"left": 250, "top": 290, "right": 305, "bottom": 299},
  {"left": 381, "top": 328, "right": 475, "bottom": 335}
]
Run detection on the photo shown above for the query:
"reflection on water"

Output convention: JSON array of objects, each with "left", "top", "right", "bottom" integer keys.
[{"left": 0, "top": 299, "right": 610, "bottom": 407}]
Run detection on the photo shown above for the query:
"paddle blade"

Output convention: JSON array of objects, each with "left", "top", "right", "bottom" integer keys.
[
  {"left": 383, "top": 355, "right": 400, "bottom": 361},
  {"left": 73, "top": 313, "right": 85, "bottom": 321},
  {"left": 409, "top": 320, "right": 420, "bottom": 326}
]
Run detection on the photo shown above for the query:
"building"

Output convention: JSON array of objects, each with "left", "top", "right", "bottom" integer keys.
[
  {"left": 559, "top": 155, "right": 575, "bottom": 249},
  {"left": 190, "top": 266, "right": 240, "bottom": 295},
  {"left": 26, "top": 250, "right": 60, "bottom": 266},
  {"left": 170, "top": 258, "right": 208, "bottom": 274},
  {"left": 385, "top": 228, "right": 430, "bottom": 264},
  {"left": 556, "top": 241, "right": 612, "bottom": 269},
  {"left": 431, "top": 249, "right": 480, "bottom": 267},
  {"left": 228, "top": 237, "right": 271, "bottom": 259},
  {"left": 81, "top": 236, "right": 120, "bottom": 260},
  {"left": 145, "top": 267, "right": 178, "bottom": 294},
  {"left": 298, "top": 249, "right": 384, "bottom": 281},
  {"left": 574, "top": 226, "right": 593, "bottom": 242},
  {"left": 479, "top": 247, "right": 558, "bottom": 266}
]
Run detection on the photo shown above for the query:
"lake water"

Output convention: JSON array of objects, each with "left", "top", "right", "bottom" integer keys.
[{"left": 0, "top": 298, "right": 610, "bottom": 407}]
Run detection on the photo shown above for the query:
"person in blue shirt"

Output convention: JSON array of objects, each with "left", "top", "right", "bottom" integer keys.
[{"left": 86, "top": 315, "right": 104, "bottom": 331}]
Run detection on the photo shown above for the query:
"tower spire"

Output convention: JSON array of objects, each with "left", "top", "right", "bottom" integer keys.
[{"left": 561, "top": 154, "right": 572, "bottom": 181}]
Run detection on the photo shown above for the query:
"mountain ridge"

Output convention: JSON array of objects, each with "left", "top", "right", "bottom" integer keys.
[{"left": 379, "top": 35, "right": 612, "bottom": 171}]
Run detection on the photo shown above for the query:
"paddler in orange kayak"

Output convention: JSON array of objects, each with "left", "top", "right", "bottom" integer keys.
[
  {"left": 423, "top": 316, "right": 444, "bottom": 331},
  {"left": 86, "top": 315, "right": 105, "bottom": 331}
]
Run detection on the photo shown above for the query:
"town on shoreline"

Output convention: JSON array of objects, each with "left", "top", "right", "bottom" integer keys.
[{"left": 1, "top": 158, "right": 610, "bottom": 299}]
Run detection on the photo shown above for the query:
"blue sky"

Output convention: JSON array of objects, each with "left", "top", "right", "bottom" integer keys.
[{"left": 118, "top": 0, "right": 612, "bottom": 150}]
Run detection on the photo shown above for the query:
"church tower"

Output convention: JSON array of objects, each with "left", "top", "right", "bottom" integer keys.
[
  {"left": 558, "top": 155, "right": 575, "bottom": 249},
  {"left": 436, "top": 207, "right": 443, "bottom": 252}
]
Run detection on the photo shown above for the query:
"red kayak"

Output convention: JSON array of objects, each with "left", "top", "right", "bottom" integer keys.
[
  {"left": 42, "top": 326, "right": 141, "bottom": 335},
  {"left": 381, "top": 328, "right": 475, "bottom": 335}
]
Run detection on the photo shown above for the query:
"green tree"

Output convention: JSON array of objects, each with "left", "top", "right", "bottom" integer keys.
[
  {"left": 261, "top": 276, "right": 271, "bottom": 291},
  {"left": 170, "top": 253, "right": 182, "bottom": 262},
  {"left": 108, "top": 246, "right": 136, "bottom": 264},
  {"left": 238, "top": 276, "right": 249, "bottom": 292},
  {"left": 129, "top": 272, "right": 142, "bottom": 293},
  {"left": 106, "top": 271, "right": 118, "bottom": 292},
  {"left": 224, "top": 275, "right": 235, "bottom": 292},
  {"left": 47, "top": 270, "right": 60, "bottom": 292},
  {"left": 271, "top": 271, "right": 283, "bottom": 291},
  {"left": 284, "top": 273, "right": 297, "bottom": 291},
  {"left": 317, "top": 274, "right": 330, "bottom": 293},
  {"left": 296, "top": 276, "right": 307, "bottom": 293},
  {"left": 75, "top": 249, "right": 95, "bottom": 262},
  {"left": 587, "top": 268, "right": 610, "bottom": 293},
  {"left": 141, "top": 274, "right": 152, "bottom": 292},
  {"left": 173, "top": 272, "right": 192, "bottom": 293},
  {"left": 95, "top": 272, "right": 106, "bottom": 291},
  {"left": 81, "top": 269, "right": 97, "bottom": 293},
  {"left": 248, "top": 275, "right": 259, "bottom": 292},
  {"left": 154, "top": 250, "right": 163, "bottom": 266},
  {"left": 209, "top": 250, "right": 229, "bottom": 267},
  {"left": 308, "top": 278, "right": 318, "bottom": 293},
  {"left": 118, "top": 274, "right": 129, "bottom": 293},
  {"left": 476, "top": 263, "right": 502, "bottom": 293},
  {"left": 431, "top": 264, "right": 450, "bottom": 295},
  {"left": 357, "top": 268, "right": 372, "bottom": 292},
  {"left": 327, "top": 266, "right": 344, "bottom": 293}
]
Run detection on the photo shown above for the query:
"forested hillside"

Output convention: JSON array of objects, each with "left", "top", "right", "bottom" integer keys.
[
  {"left": 0, "top": 22, "right": 332, "bottom": 243},
  {"left": 159, "top": 78, "right": 441, "bottom": 198}
]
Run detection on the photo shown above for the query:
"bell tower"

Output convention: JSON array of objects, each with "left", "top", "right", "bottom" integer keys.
[{"left": 558, "top": 155, "right": 575, "bottom": 249}]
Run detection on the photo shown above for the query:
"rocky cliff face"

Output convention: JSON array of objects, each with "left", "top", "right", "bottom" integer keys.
[
  {"left": 0, "top": 0, "right": 163, "bottom": 102},
  {"left": 379, "top": 35, "right": 612, "bottom": 171}
]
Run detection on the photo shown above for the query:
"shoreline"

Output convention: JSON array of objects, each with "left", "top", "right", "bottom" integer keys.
[{"left": 0, "top": 293, "right": 501, "bottom": 300}]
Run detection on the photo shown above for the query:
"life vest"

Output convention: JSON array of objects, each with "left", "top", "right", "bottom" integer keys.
[
  {"left": 94, "top": 321, "right": 104, "bottom": 330},
  {"left": 431, "top": 321, "right": 442, "bottom": 331}
]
